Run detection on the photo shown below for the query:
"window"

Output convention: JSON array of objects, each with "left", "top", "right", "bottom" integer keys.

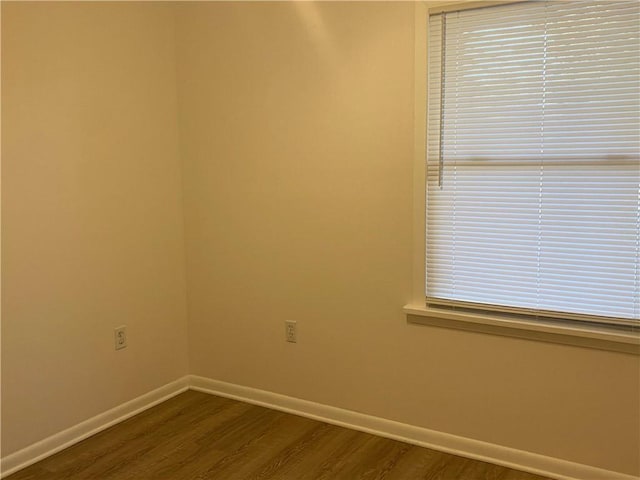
[{"left": 423, "top": 1, "right": 639, "bottom": 334}]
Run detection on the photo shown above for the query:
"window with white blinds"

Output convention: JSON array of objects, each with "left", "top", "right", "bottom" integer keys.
[{"left": 426, "top": 0, "right": 640, "bottom": 327}]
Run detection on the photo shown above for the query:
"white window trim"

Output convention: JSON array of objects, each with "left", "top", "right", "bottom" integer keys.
[{"left": 405, "top": 1, "right": 640, "bottom": 355}]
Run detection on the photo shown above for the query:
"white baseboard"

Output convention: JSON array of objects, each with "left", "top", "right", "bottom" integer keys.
[
  {"left": 3, "top": 375, "right": 637, "bottom": 480},
  {"left": 189, "top": 375, "right": 639, "bottom": 480},
  {"left": 0, "top": 376, "right": 190, "bottom": 478}
]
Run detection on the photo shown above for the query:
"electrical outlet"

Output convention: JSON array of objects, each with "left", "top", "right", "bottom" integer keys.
[
  {"left": 114, "top": 325, "right": 127, "bottom": 350},
  {"left": 285, "top": 320, "right": 297, "bottom": 343}
]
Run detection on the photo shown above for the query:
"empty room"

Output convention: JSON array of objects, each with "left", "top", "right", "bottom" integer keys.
[{"left": 1, "top": 1, "right": 639, "bottom": 479}]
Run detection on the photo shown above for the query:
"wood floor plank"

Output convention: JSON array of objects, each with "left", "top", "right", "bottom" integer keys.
[
  {"left": 454, "top": 457, "right": 510, "bottom": 480},
  {"left": 241, "top": 421, "right": 336, "bottom": 480},
  {"left": 193, "top": 411, "right": 320, "bottom": 480},
  {"left": 121, "top": 400, "right": 266, "bottom": 479},
  {"left": 5, "top": 391, "right": 553, "bottom": 480},
  {"left": 41, "top": 393, "right": 204, "bottom": 472},
  {"left": 502, "top": 469, "right": 555, "bottom": 480},
  {"left": 51, "top": 393, "right": 239, "bottom": 479},
  {"left": 353, "top": 437, "right": 414, "bottom": 479},
  {"left": 291, "top": 427, "right": 376, "bottom": 480},
  {"left": 389, "top": 449, "right": 466, "bottom": 480}
]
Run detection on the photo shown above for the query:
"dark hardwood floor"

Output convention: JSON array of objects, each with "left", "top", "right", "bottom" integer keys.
[{"left": 6, "top": 390, "right": 552, "bottom": 480}]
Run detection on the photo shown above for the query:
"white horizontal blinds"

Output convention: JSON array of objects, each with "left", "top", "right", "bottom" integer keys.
[{"left": 426, "top": 1, "right": 640, "bottom": 325}]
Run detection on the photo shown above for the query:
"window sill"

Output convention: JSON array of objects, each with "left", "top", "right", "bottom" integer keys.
[{"left": 403, "top": 305, "right": 640, "bottom": 355}]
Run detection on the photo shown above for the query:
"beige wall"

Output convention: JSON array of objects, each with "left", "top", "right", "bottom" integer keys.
[
  {"left": 2, "top": 1, "right": 638, "bottom": 476},
  {"left": 1, "top": 2, "right": 189, "bottom": 455},
  {"left": 175, "top": 2, "right": 639, "bottom": 476}
]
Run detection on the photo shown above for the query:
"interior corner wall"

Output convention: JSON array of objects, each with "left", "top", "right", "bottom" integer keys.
[
  {"left": 2, "top": 1, "right": 638, "bottom": 476},
  {"left": 1, "top": 2, "right": 189, "bottom": 456},
  {"left": 174, "top": 2, "right": 640, "bottom": 477}
]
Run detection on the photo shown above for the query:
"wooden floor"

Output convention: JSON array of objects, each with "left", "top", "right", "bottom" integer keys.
[{"left": 6, "top": 391, "right": 552, "bottom": 480}]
